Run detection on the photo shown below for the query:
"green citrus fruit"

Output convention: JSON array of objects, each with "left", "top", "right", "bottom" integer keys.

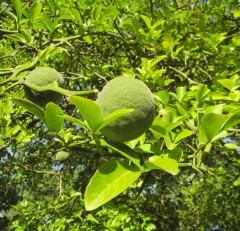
[
  {"left": 96, "top": 77, "right": 155, "bottom": 142},
  {"left": 55, "top": 151, "right": 69, "bottom": 161},
  {"left": 24, "top": 67, "right": 64, "bottom": 107}
]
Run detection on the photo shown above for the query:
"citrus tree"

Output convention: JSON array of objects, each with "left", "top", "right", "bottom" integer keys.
[{"left": 1, "top": 0, "right": 240, "bottom": 230}]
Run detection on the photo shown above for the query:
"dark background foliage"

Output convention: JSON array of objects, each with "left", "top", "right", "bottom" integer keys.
[{"left": 1, "top": 0, "right": 240, "bottom": 230}]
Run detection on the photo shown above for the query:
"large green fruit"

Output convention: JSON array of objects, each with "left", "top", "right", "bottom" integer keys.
[
  {"left": 24, "top": 67, "right": 64, "bottom": 107},
  {"left": 96, "top": 77, "right": 155, "bottom": 142}
]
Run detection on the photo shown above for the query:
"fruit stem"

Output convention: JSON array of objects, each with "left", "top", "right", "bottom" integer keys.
[{"left": 23, "top": 82, "right": 98, "bottom": 96}]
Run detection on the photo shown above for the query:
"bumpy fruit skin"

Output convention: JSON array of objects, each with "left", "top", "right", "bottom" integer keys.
[
  {"left": 24, "top": 67, "right": 64, "bottom": 107},
  {"left": 96, "top": 77, "right": 155, "bottom": 142}
]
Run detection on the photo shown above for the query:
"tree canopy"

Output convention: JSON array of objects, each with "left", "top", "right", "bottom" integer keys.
[{"left": 1, "top": 0, "right": 240, "bottom": 230}]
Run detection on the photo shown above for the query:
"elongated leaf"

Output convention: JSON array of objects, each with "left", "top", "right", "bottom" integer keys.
[
  {"left": 60, "top": 115, "right": 89, "bottom": 130},
  {"left": 69, "top": 96, "right": 102, "bottom": 132},
  {"left": 45, "top": 102, "right": 64, "bottom": 133},
  {"left": 6, "top": 33, "right": 26, "bottom": 43},
  {"left": 85, "top": 159, "right": 142, "bottom": 211},
  {"left": 134, "top": 144, "right": 160, "bottom": 154},
  {"left": 12, "top": 98, "right": 46, "bottom": 123},
  {"left": 222, "top": 109, "right": 240, "bottom": 131},
  {"left": 29, "top": 1, "right": 42, "bottom": 22},
  {"left": 174, "top": 129, "right": 192, "bottom": 143},
  {"left": 97, "top": 108, "right": 134, "bottom": 131},
  {"left": 100, "top": 139, "right": 141, "bottom": 168},
  {"left": 149, "top": 55, "right": 166, "bottom": 69},
  {"left": 144, "top": 156, "right": 178, "bottom": 175},
  {"left": 13, "top": 0, "right": 22, "bottom": 15},
  {"left": 140, "top": 15, "right": 151, "bottom": 28},
  {"left": 19, "top": 29, "right": 33, "bottom": 44}
]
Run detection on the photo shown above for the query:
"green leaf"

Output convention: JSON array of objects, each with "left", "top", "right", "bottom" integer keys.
[
  {"left": 222, "top": 109, "right": 240, "bottom": 131},
  {"left": 41, "top": 13, "right": 55, "bottom": 31},
  {"left": 6, "top": 33, "right": 26, "bottom": 43},
  {"left": 174, "top": 129, "right": 192, "bottom": 143},
  {"left": 232, "top": 33, "right": 240, "bottom": 46},
  {"left": 13, "top": 0, "right": 22, "bottom": 16},
  {"left": 201, "top": 113, "right": 227, "bottom": 142},
  {"left": 19, "top": 29, "right": 33, "bottom": 44},
  {"left": 234, "top": 178, "right": 240, "bottom": 186},
  {"left": 176, "top": 86, "right": 187, "bottom": 102},
  {"left": 140, "top": 15, "right": 152, "bottom": 28},
  {"left": 85, "top": 159, "right": 142, "bottom": 211},
  {"left": 69, "top": 96, "right": 102, "bottom": 132},
  {"left": 38, "top": 47, "right": 63, "bottom": 62},
  {"left": 100, "top": 139, "right": 141, "bottom": 168},
  {"left": 153, "top": 91, "right": 169, "bottom": 105},
  {"left": 224, "top": 143, "right": 240, "bottom": 149},
  {"left": 134, "top": 144, "right": 160, "bottom": 154},
  {"left": 45, "top": 102, "right": 64, "bottom": 133},
  {"left": 169, "top": 148, "right": 183, "bottom": 162},
  {"left": 97, "top": 108, "right": 134, "bottom": 131},
  {"left": 60, "top": 115, "right": 89, "bottom": 130},
  {"left": 232, "top": 10, "right": 240, "bottom": 17},
  {"left": 149, "top": 55, "right": 166, "bottom": 69},
  {"left": 217, "top": 79, "right": 235, "bottom": 91},
  {"left": 12, "top": 98, "right": 46, "bottom": 123},
  {"left": 83, "top": 35, "right": 93, "bottom": 44},
  {"left": 144, "top": 156, "right": 178, "bottom": 175},
  {"left": 29, "top": 1, "right": 42, "bottom": 22},
  {"left": 196, "top": 85, "right": 210, "bottom": 101},
  {"left": 205, "top": 104, "right": 225, "bottom": 114},
  {"left": 92, "top": 6, "right": 102, "bottom": 21}
]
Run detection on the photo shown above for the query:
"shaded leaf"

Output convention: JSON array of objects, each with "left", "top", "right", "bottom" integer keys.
[
  {"left": 45, "top": 102, "right": 64, "bottom": 133},
  {"left": 12, "top": 98, "right": 46, "bottom": 123},
  {"left": 100, "top": 139, "right": 141, "bottom": 168},
  {"left": 60, "top": 115, "right": 89, "bottom": 130}
]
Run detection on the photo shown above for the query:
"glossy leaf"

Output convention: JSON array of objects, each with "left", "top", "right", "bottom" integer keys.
[
  {"left": 97, "top": 108, "right": 134, "bottom": 131},
  {"left": 200, "top": 113, "right": 227, "bottom": 142},
  {"left": 29, "top": 1, "right": 42, "bottom": 22},
  {"left": 144, "top": 156, "right": 178, "bottom": 175},
  {"left": 45, "top": 102, "right": 64, "bottom": 133},
  {"left": 12, "top": 98, "right": 46, "bottom": 123},
  {"left": 69, "top": 96, "right": 102, "bottom": 132},
  {"left": 60, "top": 115, "right": 89, "bottom": 130},
  {"left": 85, "top": 159, "right": 142, "bottom": 211},
  {"left": 13, "top": 0, "right": 22, "bottom": 16},
  {"left": 100, "top": 139, "right": 141, "bottom": 168}
]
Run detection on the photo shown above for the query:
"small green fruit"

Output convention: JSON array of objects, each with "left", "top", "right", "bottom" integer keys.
[
  {"left": 24, "top": 67, "right": 64, "bottom": 107},
  {"left": 55, "top": 151, "right": 69, "bottom": 161},
  {"left": 96, "top": 77, "right": 155, "bottom": 142}
]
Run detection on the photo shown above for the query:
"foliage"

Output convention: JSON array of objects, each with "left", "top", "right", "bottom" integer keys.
[{"left": 1, "top": 0, "right": 240, "bottom": 230}]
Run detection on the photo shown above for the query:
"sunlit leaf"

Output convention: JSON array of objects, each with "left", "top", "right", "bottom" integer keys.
[
  {"left": 85, "top": 159, "right": 142, "bottom": 211},
  {"left": 70, "top": 96, "right": 102, "bottom": 132},
  {"left": 144, "top": 156, "right": 178, "bottom": 175},
  {"left": 12, "top": 98, "right": 46, "bottom": 123}
]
